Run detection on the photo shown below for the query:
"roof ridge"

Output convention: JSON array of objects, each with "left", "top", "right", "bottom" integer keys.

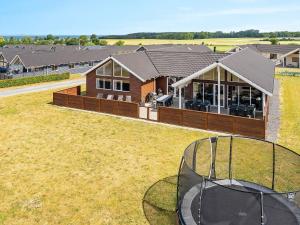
[
  {"left": 144, "top": 50, "right": 161, "bottom": 76},
  {"left": 147, "top": 50, "right": 225, "bottom": 55},
  {"left": 219, "top": 47, "right": 250, "bottom": 63}
]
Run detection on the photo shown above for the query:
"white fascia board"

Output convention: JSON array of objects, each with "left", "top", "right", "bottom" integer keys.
[
  {"left": 218, "top": 63, "right": 273, "bottom": 96},
  {"left": 171, "top": 62, "right": 218, "bottom": 88},
  {"left": 111, "top": 57, "right": 145, "bottom": 82},
  {"left": 279, "top": 48, "right": 300, "bottom": 59},
  {"left": 10, "top": 55, "right": 26, "bottom": 68},
  {"left": 83, "top": 56, "right": 112, "bottom": 76},
  {"left": 83, "top": 56, "right": 145, "bottom": 82}
]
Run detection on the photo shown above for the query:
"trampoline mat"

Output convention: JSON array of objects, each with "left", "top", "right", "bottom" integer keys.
[{"left": 181, "top": 180, "right": 300, "bottom": 225}]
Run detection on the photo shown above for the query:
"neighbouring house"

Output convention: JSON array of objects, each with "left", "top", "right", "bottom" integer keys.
[
  {"left": 228, "top": 44, "right": 300, "bottom": 68},
  {"left": 84, "top": 47, "right": 275, "bottom": 119},
  {"left": 0, "top": 44, "right": 212, "bottom": 79}
]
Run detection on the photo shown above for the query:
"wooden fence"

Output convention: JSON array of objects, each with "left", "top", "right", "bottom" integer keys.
[
  {"left": 158, "top": 107, "right": 266, "bottom": 139},
  {"left": 53, "top": 86, "right": 266, "bottom": 139},
  {"left": 53, "top": 86, "right": 139, "bottom": 118}
]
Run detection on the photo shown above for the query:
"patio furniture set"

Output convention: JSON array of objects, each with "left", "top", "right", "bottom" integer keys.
[
  {"left": 96, "top": 93, "right": 132, "bottom": 102},
  {"left": 185, "top": 99, "right": 211, "bottom": 112}
]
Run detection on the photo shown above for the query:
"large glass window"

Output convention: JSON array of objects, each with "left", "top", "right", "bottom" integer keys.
[
  {"left": 96, "top": 61, "right": 113, "bottom": 76},
  {"left": 113, "top": 62, "right": 131, "bottom": 78},
  {"left": 113, "top": 80, "right": 130, "bottom": 92},
  {"left": 239, "top": 86, "right": 251, "bottom": 105},
  {"left": 96, "top": 78, "right": 111, "bottom": 90},
  {"left": 204, "top": 83, "right": 214, "bottom": 105}
]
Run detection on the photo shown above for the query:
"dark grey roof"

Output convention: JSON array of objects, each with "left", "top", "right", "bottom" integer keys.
[
  {"left": 0, "top": 45, "right": 140, "bottom": 67},
  {"left": 220, "top": 48, "right": 275, "bottom": 94},
  {"left": 238, "top": 44, "right": 300, "bottom": 55},
  {"left": 146, "top": 51, "right": 227, "bottom": 77},
  {"left": 113, "top": 51, "right": 160, "bottom": 81},
  {"left": 88, "top": 47, "right": 274, "bottom": 95},
  {"left": 139, "top": 44, "right": 212, "bottom": 53}
]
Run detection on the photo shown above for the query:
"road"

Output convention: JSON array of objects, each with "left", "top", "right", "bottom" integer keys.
[{"left": 0, "top": 79, "right": 85, "bottom": 97}]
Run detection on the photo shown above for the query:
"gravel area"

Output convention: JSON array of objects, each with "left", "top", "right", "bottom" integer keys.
[{"left": 266, "top": 78, "right": 280, "bottom": 142}]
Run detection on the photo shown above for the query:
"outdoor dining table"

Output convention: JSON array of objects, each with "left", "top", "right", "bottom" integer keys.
[{"left": 156, "top": 95, "right": 171, "bottom": 106}]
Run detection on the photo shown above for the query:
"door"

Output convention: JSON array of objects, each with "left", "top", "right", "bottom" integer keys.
[{"left": 213, "top": 84, "right": 225, "bottom": 107}]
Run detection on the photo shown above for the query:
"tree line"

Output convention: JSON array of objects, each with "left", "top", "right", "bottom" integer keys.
[
  {"left": 0, "top": 34, "right": 124, "bottom": 47},
  {"left": 0, "top": 30, "right": 299, "bottom": 47},
  {"left": 102, "top": 30, "right": 300, "bottom": 40}
]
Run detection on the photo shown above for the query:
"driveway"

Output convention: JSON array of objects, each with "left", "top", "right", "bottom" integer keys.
[
  {"left": 0, "top": 79, "right": 85, "bottom": 97},
  {"left": 266, "top": 78, "right": 280, "bottom": 142}
]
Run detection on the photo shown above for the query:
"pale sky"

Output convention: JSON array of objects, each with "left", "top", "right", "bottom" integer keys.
[{"left": 1, "top": 0, "right": 299, "bottom": 35}]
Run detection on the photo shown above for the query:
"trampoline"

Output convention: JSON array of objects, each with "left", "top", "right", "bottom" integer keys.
[{"left": 177, "top": 136, "right": 300, "bottom": 225}]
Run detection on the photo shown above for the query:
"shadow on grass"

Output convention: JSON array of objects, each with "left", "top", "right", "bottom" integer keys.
[{"left": 143, "top": 175, "right": 178, "bottom": 225}]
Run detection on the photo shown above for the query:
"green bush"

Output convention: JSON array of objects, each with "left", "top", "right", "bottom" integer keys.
[{"left": 0, "top": 73, "right": 70, "bottom": 88}]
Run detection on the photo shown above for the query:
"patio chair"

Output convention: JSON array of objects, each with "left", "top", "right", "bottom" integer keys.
[
  {"left": 185, "top": 100, "right": 194, "bottom": 109},
  {"left": 165, "top": 95, "right": 173, "bottom": 107},
  {"left": 192, "top": 100, "right": 202, "bottom": 111},
  {"left": 237, "top": 105, "right": 247, "bottom": 117},
  {"left": 117, "top": 95, "right": 124, "bottom": 101},
  {"left": 107, "top": 94, "right": 114, "bottom": 100},
  {"left": 125, "top": 96, "right": 132, "bottom": 102},
  {"left": 247, "top": 105, "right": 256, "bottom": 118},
  {"left": 96, "top": 93, "right": 103, "bottom": 99}
]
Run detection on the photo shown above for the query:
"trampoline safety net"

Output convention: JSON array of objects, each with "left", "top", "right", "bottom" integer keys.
[{"left": 177, "top": 136, "right": 300, "bottom": 225}]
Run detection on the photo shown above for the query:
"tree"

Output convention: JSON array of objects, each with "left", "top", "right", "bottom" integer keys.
[
  {"left": 98, "top": 39, "right": 108, "bottom": 46},
  {"left": 65, "top": 37, "right": 79, "bottom": 45},
  {"left": 114, "top": 40, "right": 125, "bottom": 46},
  {"left": 21, "top": 36, "right": 33, "bottom": 44},
  {"left": 269, "top": 38, "right": 279, "bottom": 45},
  {"left": 0, "top": 36, "right": 5, "bottom": 47},
  {"left": 46, "top": 34, "right": 55, "bottom": 40},
  {"left": 79, "top": 35, "right": 89, "bottom": 46}
]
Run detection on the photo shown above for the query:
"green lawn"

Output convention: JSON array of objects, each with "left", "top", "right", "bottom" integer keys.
[
  {"left": 278, "top": 76, "right": 300, "bottom": 154},
  {"left": 0, "top": 89, "right": 215, "bottom": 225}
]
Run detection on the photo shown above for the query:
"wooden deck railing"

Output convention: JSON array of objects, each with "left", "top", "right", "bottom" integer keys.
[
  {"left": 158, "top": 107, "right": 266, "bottom": 139},
  {"left": 53, "top": 86, "right": 139, "bottom": 118},
  {"left": 53, "top": 86, "right": 266, "bottom": 139}
]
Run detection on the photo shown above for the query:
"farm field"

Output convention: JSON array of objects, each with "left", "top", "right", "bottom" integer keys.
[{"left": 104, "top": 38, "right": 300, "bottom": 52}]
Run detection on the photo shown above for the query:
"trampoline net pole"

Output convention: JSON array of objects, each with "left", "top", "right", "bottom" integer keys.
[
  {"left": 198, "top": 179, "right": 206, "bottom": 225},
  {"left": 229, "top": 136, "right": 233, "bottom": 183},
  {"left": 209, "top": 137, "right": 217, "bottom": 180},
  {"left": 272, "top": 143, "right": 276, "bottom": 190},
  {"left": 260, "top": 192, "right": 265, "bottom": 225}
]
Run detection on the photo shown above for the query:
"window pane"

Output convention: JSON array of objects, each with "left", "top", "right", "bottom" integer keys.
[
  {"left": 104, "top": 61, "right": 113, "bottom": 75},
  {"left": 99, "top": 79, "right": 104, "bottom": 89},
  {"left": 122, "top": 68, "right": 130, "bottom": 78},
  {"left": 105, "top": 80, "right": 111, "bottom": 89},
  {"left": 114, "top": 81, "right": 122, "bottom": 91},
  {"left": 114, "top": 63, "right": 122, "bottom": 76},
  {"left": 123, "top": 81, "right": 130, "bottom": 91},
  {"left": 96, "top": 67, "right": 104, "bottom": 75}
]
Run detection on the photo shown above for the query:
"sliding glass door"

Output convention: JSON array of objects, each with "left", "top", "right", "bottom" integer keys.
[{"left": 213, "top": 84, "right": 225, "bottom": 107}]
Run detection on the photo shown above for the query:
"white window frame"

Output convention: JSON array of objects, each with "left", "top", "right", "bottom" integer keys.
[
  {"left": 96, "top": 78, "right": 111, "bottom": 90},
  {"left": 96, "top": 61, "right": 113, "bottom": 76},
  {"left": 113, "top": 80, "right": 130, "bottom": 92},
  {"left": 113, "top": 61, "right": 130, "bottom": 78}
]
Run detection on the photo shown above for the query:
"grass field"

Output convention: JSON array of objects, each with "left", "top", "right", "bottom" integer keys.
[
  {"left": 0, "top": 89, "right": 215, "bottom": 225},
  {"left": 104, "top": 38, "right": 300, "bottom": 52},
  {"left": 278, "top": 76, "right": 300, "bottom": 154}
]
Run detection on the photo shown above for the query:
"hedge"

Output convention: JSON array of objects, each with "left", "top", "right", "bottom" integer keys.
[{"left": 0, "top": 73, "right": 70, "bottom": 88}]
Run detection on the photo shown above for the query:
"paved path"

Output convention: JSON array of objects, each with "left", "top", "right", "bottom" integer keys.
[
  {"left": 266, "top": 78, "right": 280, "bottom": 142},
  {"left": 0, "top": 79, "right": 85, "bottom": 97}
]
